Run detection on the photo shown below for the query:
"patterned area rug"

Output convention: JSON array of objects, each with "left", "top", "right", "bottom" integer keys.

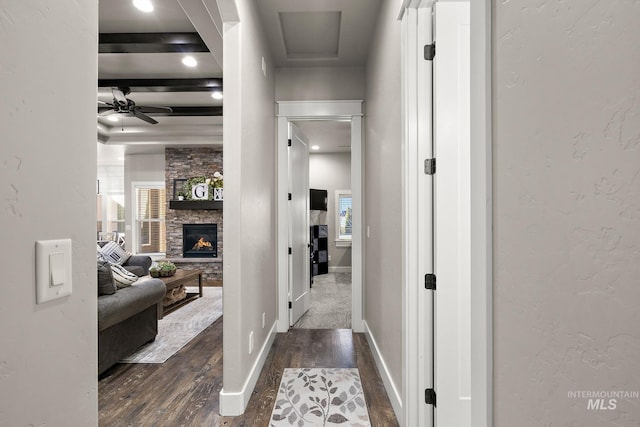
[
  {"left": 270, "top": 368, "right": 371, "bottom": 426},
  {"left": 120, "top": 286, "right": 222, "bottom": 364},
  {"left": 293, "top": 273, "right": 352, "bottom": 329}
]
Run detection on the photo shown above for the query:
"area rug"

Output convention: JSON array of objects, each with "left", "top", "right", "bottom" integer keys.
[
  {"left": 120, "top": 286, "right": 222, "bottom": 364},
  {"left": 293, "top": 273, "right": 352, "bottom": 329},
  {"left": 270, "top": 368, "right": 371, "bottom": 426}
]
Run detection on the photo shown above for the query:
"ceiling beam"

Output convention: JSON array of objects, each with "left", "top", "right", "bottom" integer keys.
[
  {"left": 99, "top": 32, "right": 208, "bottom": 54},
  {"left": 98, "top": 106, "right": 223, "bottom": 116},
  {"left": 98, "top": 78, "right": 222, "bottom": 92}
]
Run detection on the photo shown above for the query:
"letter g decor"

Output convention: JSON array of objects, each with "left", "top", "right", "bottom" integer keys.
[{"left": 192, "top": 183, "right": 209, "bottom": 200}]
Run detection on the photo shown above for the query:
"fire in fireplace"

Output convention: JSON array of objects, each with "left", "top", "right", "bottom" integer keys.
[{"left": 183, "top": 224, "right": 217, "bottom": 258}]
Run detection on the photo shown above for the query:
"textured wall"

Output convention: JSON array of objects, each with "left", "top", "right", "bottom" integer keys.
[
  {"left": 494, "top": 1, "right": 640, "bottom": 424},
  {"left": 0, "top": 1, "right": 98, "bottom": 425},
  {"left": 275, "top": 67, "right": 365, "bottom": 101},
  {"left": 364, "top": 0, "right": 403, "bottom": 403},
  {"left": 222, "top": 0, "right": 277, "bottom": 402}
]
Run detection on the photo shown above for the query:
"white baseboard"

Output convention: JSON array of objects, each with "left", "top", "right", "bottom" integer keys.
[
  {"left": 363, "top": 320, "right": 403, "bottom": 425},
  {"left": 328, "top": 266, "right": 352, "bottom": 273},
  {"left": 219, "top": 321, "right": 277, "bottom": 416}
]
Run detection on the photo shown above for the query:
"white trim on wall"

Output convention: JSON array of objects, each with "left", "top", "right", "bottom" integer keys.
[
  {"left": 219, "top": 321, "right": 278, "bottom": 415},
  {"left": 276, "top": 101, "right": 364, "bottom": 334}
]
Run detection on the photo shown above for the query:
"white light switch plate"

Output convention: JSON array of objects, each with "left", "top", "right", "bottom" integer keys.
[{"left": 36, "top": 239, "right": 72, "bottom": 304}]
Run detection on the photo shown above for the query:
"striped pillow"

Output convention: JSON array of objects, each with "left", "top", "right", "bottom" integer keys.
[
  {"left": 109, "top": 263, "right": 139, "bottom": 288},
  {"left": 100, "top": 241, "right": 130, "bottom": 265}
]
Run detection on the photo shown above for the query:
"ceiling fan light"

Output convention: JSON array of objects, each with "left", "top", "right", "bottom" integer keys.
[
  {"left": 211, "top": 91, "right": 223, "bottom": 100},
  {"left": 107, "top": 115, "right": 119, "bottom": 122},
  {"left": 182, "top": 56, "right": 198, "bottom": 67},
  {"left": 133, "top": 0, "right": 154, "bottom": 13}
]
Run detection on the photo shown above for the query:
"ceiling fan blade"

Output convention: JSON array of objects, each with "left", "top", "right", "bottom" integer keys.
[
  {"left": 98, "top": 100, "right": 112, "bottom": 106},
  {"left": 136, "top": 106, "right": 173, "bottom": 114},
  {"left": 131, "top": 110, "right": 158, "bottom": 124}
]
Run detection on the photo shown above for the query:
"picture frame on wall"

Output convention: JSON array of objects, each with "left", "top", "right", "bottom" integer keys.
[{"left": 173, "top": 178, "right": 188, "bottom": 200}]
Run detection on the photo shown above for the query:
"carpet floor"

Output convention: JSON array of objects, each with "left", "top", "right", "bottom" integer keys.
[
  {"left": 270, "top": 368, "right": 370, "bottom": 426},
  {"left": 120, "top": 286, "right": 222, "bottom": 363},
  {"left": 293, "top": 273, "right": 352, "bottom": 329}
]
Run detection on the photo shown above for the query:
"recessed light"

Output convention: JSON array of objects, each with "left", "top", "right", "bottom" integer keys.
[
  {"left": 133, "top": 0, "right": 154, "bottom": 13},
  {"left": 211, "top": 91, "right": 223, "bottom": 100},
  {"left": 107, "top": 115, "right": 119, "bottom": 122},
  {"left": 311, "top": 145, "right": 320, "bottom": 151},
  {"left": 182, "top": 56, "right": 197, "bottom": 67}
]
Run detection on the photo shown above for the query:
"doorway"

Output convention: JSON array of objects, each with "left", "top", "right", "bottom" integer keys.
[
  {"left": 291, "top": 120, "right": 353, "bottom": 329},
  {"left": 276, "top": 101, "right": 364, "bottom": 334}
]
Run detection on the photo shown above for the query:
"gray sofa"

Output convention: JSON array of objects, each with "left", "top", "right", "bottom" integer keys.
[{"left": 97, "top": 259, "right": 166, "bottom": 375}]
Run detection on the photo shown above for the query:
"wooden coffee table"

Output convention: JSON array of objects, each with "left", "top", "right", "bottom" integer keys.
[{"left": 156, "top": 269, "right": 203, "bottom": 319}]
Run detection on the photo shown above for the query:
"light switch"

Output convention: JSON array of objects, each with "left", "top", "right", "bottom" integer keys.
[
  {"left": 36, "top": 239, "right": 72, "bottom": 304},
  {"left": 49, "top": 252, "right": 66, "bottom": 286}
]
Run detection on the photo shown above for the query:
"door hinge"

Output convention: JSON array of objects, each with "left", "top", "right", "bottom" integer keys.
[
  {"left": 425, "top": 274, "right": 436, "bottom": 290},
  {"left": 288, "top": 247, "right": 292, "bottom": 255},
  {"left": 288, "top": 138, "right": 292, "bottom": 147},
  {"left": 288, "top": 193, "right": 292, "bottom": 200},
  {"left": 288, "top": 301, "right": 292, "bottom": 309},
  {"left": 424, "top": 43, "right": 435, "bottom": 61},
  {"left": 425, "top": 388, "right": 436, "bottom": 406},
  {"left": 424, "top": 158, "right": 436, "bottom": 175}
]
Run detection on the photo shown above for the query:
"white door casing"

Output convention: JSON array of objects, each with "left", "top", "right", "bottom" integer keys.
[
  {"left": 276, "top": 101, "right": 363, "bottom": 334},
  {"left": 288, "top": 124, "right": 311, "bottom": 326},
  {"left": 434, "top": 2, "right": 471, "bottom": 426}
]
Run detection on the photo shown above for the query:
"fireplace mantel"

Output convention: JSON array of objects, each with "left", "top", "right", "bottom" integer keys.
[{"left": 169, "top": 200, "right": 223, "bottom": 210}]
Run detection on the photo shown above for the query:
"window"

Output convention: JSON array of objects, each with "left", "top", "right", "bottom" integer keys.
[
  {"left": 335, "top": 190, "right": 352, "bottom": 246},
  {"left": 133, "top": 183, "right": 166, "bottom": 254}
]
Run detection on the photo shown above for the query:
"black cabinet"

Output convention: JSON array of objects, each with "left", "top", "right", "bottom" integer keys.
[{"left": 310, "top": 225, "right": 329, "bottom": 280}]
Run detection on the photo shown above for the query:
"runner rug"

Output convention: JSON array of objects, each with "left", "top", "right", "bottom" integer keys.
[
  {"left": 270, "top": 368, "right": 371, "bottom": 426},
  {"left": 120, "top": 286, "right": 222, "bottom": 364}
]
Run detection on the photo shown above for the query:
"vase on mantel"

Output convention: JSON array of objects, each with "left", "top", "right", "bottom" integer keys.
[{"left": 213, "top": 188, "right": 224, "bottom": 201}]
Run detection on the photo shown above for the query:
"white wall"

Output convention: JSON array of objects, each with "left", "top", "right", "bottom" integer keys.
[
  {"left": 0, "top": 1, "right": 98, "bottom": 425},
  {"left": 124, "top": 153, "right": 165, "bottom": 252},
  {"left": 364, "top": 0, "right": 403, "bottom": 404},
  {"left": 309, "top": 153, "right": 352, "bottom": 268},
  {"left": 221, "top": 0, "right": 277, "bottom": 413},
  {"left": 275, "top": 67, "right": 365, "bottom": 101},
  {"left": 494, "top": 1, "right": 640, "bottom": 424}
]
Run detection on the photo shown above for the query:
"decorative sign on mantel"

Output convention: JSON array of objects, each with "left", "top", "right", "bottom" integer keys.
[
  {"left": 192, "top": 183, "right": 209, "bottom": 200},
  {"left": 174, "top": 173, "right": 224, "bottom": 201}
]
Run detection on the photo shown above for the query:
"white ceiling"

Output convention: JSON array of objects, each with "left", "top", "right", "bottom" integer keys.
[
  {"left": 97, "top": 0, "right": 378, "bottom": 164},
  {"left": 256, "top": 0, "right": 382, "bottom": 67},
  {"left": 294, "top": 121, "right": 351, "bottom": 154}
]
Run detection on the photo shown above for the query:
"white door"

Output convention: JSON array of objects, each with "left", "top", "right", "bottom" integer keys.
[
  {"left": 434, "top": 2, "right": 471, "bottom": 426},
  {"left": 289, "top": 124, "right": 311, "bottom": 326}
]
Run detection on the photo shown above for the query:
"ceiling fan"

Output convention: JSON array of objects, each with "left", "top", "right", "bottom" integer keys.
[{"left": 98, "top": 87, "right": 172, "bottom": 124}]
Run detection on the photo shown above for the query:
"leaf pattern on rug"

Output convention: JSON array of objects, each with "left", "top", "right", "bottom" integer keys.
[{"left": 270, "top": 368, "right": 371, "bottom": 426}]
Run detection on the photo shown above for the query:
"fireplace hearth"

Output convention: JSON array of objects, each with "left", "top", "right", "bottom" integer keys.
[{"left": 183, "top": 224, "right": 218, "bottom": 258}]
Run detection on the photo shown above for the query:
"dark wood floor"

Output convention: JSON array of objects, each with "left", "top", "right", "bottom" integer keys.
[{"left": 99, "top": 319, "right": 398, "bottom": 426}]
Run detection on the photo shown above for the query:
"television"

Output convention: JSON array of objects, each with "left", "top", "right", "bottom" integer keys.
[{"left": 309, "top": 189, "right": 328, "bottom": 211}]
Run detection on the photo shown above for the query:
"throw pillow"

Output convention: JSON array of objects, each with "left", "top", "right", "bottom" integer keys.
[
  {"left": 97, "top": 261, "right": 117, "bottom": 296},
  {"left": 100, "top": 241, "right": 130, "bottom": 265},
  {"left": 110, "top": 263, "right": 139, "bottom": 288}
]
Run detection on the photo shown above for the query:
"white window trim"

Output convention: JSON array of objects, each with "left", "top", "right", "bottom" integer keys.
[
  {"left": 335, "top": 189, "right": 352, "bottom": 247},
  {"left": 131, "top": 181, "right": 166, "bottom": 257}
]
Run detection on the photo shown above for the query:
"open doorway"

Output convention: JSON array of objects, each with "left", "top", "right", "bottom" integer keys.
[
  {"left": 276, "top": 101, "right": 364, "bottom": 334},
  {"left": 292, "top": 120, "right": 353, "bottom": 329}
]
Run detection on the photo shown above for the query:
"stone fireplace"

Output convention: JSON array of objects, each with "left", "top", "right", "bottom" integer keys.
[{"left": 165, "top": 147, "right": 223, "bottom": 281}]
